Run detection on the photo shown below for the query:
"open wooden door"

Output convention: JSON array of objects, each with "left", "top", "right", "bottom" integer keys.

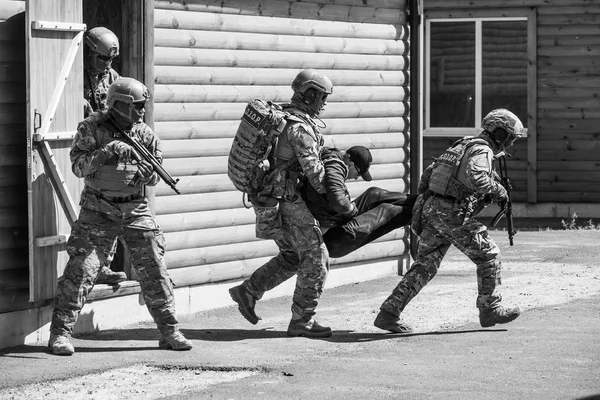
[{"left": 26, "top": 0, "right": 85, "bottom": 301}]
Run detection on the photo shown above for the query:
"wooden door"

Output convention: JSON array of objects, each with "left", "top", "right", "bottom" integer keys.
[{"left": 26, "top": 0, "right": 85, "bottom": 301}]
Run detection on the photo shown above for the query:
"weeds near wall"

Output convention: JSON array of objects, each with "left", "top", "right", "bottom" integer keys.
[{"left": 561, "top": 212, "right": 600, "bottom": 230}]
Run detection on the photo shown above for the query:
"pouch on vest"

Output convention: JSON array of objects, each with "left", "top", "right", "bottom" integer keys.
[
  {"left": 253, "top": 197, "right": 283, "bottom": 240},
  {"left": 428, "top": 137, "right": 488, "bottom": 199}
]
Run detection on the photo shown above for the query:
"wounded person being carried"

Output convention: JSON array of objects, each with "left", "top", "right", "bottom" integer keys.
[{"left": 300, "top": 146, "right": 417, "bottom": 258}]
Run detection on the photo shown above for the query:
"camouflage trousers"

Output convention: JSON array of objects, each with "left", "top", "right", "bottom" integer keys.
[
  {"left": 50, "top": 192, "right": 178, "bottom": 336},
  {"left": 381, "top": 195, "right": 502, "bottom": 316},
  {"left": 243, "top": 195, "right": 329, "bottom": 322}
]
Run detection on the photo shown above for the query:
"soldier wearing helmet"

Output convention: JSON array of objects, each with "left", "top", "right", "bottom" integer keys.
[
  {"left": 82, "top": 27, "right": 126, "bottom": 285},
  {"left": 48, "top": 77, "right": 192, "bottom": 355},
  {"left": 229, "top": 69, "right": 334, "bottom": 338},
  {"left": 83, "top": 27, "right": 121, "bottom": 117},
  {"left": 375, "top": 108, "right": 524, "bottom": 334}
]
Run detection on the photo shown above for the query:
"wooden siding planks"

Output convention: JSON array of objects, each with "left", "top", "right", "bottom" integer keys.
[{"left": 152, "top": 0, "right": 410, "bottom": 285}]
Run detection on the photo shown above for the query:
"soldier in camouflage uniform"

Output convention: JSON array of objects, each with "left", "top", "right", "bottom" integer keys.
[
  {"left": 84, "top": 27, "right": 121, "bottom": 118},
  {"left": 375, "top": 109, "right": 525, "bottom": 333},
  {"left": 48, "top": 77, "right": 192, "bottom": 355},
  {"left": 83, "top": 27, "right": 125, "bottom": 285},
  {"left": 229, "top": 69, "right": 333, "bottom": 338}
]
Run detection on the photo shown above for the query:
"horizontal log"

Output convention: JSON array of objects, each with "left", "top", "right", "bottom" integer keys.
[
  {"left": 537, "top": 192, "right": 600, "bottom": 203},
  {"left": 537, "top": 5, "right": 600, "bottom": 15},
  {"left": 160, "top": 132, "right": 406, "bottom": 158},
  {"left": 155, "top": 178, "right": 405, "bottom": 231},
  {"left": 154, "top": 101, "right": 407, "bottom": 122},
  {"left": 537, "top": 130, "right": 600, "bottom": 140},
  {"left": 538, "top": 87, "right": 600, "bottom": 100},
  {"left": 154, "top": 9, "right": 406, "bottom": 40},
  {"left": 157, "top": 118, "right": 408, "bottom": 141},
  {"left": 154, "top": 28, "right": 406, "bottom": 55},
  {"left": 539, "top": 97, "right": 600, "bottom": 109},
  {"left": 154, "top": 164, "right": 406, "bottom": 196},
  {"left": 539, "top": 76, "right": 600, "bottom": 88},
  {"left": 154, "top": 47, "right": 406, "bottom": 71},
  {"left": 538, "top": 46, "right": 600, "bottom": 57},
  {"left": 166, "top": 236, "right": 406, "bottom": 270},
  {"left": 154, "top": 84, "right": 407, "bottom": 104},
  {"left": 540, "top": 109, "right": 600, "bottom": 120},
  {"left": 0, "top": 2, "right": 25, "bottom": 21},
  {"left": 538, "top": 149, "right": 600, "bottom": 161},
  {"left": 538, "top": 182, "right": 600, "bottom": 193},
  {"left": 538, "top": 36, "right": 600, "bottom": 47},
  {"left": 156, "top": 0, "right": 406, "bottom": 12},
  {"left": 537, "top": 13, "right": 600, "bottom": 26},
  {"left": 539, "top": 25, "right": 600, "bottom": 37},
  {"left": 538, "top": 171, "right": 600, "bottom": 182},
  {"left": 537, "top": 119, "right": 600, "bottom": 131},
  {"left": 425, "top": 8, "right": 530, "bottom": 19},
  {"left": 154, "top": 66, "right": 408, "bottom": 86},
  {"left": 164, "top": 223, "right": 406, "bottom": 252},
  {"left": 425, "top": 0, "right": 596, "bottom": 8},
  {"left": 161, "top": 147, "right": 406, "bottom": 177},
  {"left": 155, "top": 0, "right": 406, "bottom": 25}
]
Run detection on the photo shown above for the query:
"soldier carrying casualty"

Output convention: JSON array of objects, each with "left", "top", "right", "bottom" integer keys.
[
  {"left": 228, "top": 69, "right": 333, "bottom": 338},
  {"left": 375, "top": 108, "right": 525, "bottom": 334},
  {"left": 48, "top": 77, "right": 192, "bottom": 355}
]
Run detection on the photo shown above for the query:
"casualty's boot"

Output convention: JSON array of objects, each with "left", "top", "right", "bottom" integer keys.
[
  {"left": 158, "top": 331, "right": 193, "bottom": 350},
  {"left": 374, "top": 309, "right": 413, "bottom": 334},
  {"left": 95, "top": 266, "right": 127, "bottom": 285},
  {"left": 287, "top": 319, "right": 332, "bottom": 338},
  {"left": 479, "top": 306, "right": 521, "bottom": 327},
  {"left": 229, "top": 284, "right": 261, "bottom": 325},
  {"left": 48, "top": 334, "right": 75, "bottom": 356}
]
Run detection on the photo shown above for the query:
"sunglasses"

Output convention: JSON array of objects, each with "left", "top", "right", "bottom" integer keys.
[{"left": 97, "top": 54, "right": 115, "bottom": 62}]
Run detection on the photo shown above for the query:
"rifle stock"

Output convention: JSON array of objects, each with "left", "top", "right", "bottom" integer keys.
[{"left": 110, "top": 118, "right": 181, "bottom": 194}]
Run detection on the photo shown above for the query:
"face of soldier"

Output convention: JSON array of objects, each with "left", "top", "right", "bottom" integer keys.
[
  {"left": 110, "top": 101, "right": 145, "bottom": 129},
  {"left": 88, "top": 51, "right": 114, "bottom": 74}
]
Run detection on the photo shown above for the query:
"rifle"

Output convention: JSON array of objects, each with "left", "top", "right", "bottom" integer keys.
[
  {"left": 110, "top": 117, "right": 181, "bottom": 194},
  {"left": 491, "top": 152, "right": 516, "bottom": 245}
]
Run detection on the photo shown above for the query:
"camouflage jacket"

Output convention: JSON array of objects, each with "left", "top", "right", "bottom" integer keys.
[
  {"left": 84, "top": 67, "right": 120, "bottom": 117},
  {"left": 70, "top": 111, "right": 161, "bottom": 197}
]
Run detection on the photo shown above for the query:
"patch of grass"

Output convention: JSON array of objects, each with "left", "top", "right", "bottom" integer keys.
[{"left": 560, "top": 212, "right": 600, "bottom": 230}]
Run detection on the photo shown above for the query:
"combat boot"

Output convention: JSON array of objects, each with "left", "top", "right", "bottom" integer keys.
[
  {"left": 95, "top": 266, "right": 127, "bottom": 285},
  {"left": 48, "top": 334, "right": 75, "bottom": 356},
  {"left": 479, "top": 306, "right": 521, "bottom": 327},
  {"left": 229, "top": 284, "right": 261, "bottom": 325},
  {"left": 159, "top": 331, "right": 193, "bottom": 350},
  {"left": 374, "top": 309, "right": 413, "bottom": 334},
  {"left": 287, "top": 319, "right": 332, "bottom": 338}
]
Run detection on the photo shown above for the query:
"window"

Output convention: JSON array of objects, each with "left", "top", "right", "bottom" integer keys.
[{"left": 425, "top": 18, "right": 529, "bottom": 137}]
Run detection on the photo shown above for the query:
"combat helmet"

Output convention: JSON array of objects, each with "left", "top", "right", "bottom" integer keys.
[
  {"left": 291, "top": 69, "right": 333, "bottom": 116},
  {"left": 85, "top": 27, "right": 119, "bottom": 73},
  {"left": 107, "top": 77, "right": 149, "bottom": 125},
  {"left": 481, "top": 108, "right": 524, "bottom": 149}
]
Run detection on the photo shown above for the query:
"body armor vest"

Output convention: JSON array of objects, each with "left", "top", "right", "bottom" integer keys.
[{"left": 428, "top": 137, "right": 489, "bottom": 200}]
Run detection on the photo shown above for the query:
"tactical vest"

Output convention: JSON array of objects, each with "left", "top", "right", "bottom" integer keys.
[{"left": 428, "top": 137, "right": 489, "bottom": 200}]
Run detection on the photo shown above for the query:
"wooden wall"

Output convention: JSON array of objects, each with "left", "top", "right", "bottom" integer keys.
[
  {"left": 0, "top": 1, "right": 28, "bottom": 312},
  {"left": 151, "top": 0, "right": 410, "bottom": 287},
  {"left": 424, "top": 0, "right": 600, "bottom": 204}
]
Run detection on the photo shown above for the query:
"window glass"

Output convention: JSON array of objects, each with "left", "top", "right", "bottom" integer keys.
[
  {"left": 482, "top": 20, "right": 528, "bottom": 128},
  {"left": 429, "top": 21, "right": 475, "bottom": 128}
]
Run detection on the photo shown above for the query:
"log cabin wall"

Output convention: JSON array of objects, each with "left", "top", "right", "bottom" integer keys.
[
  {"left": 0, "top": 1, "right": 27, "bottom": 311},
  {"left": 151, "top": 0, "right": 411, "bottom": 287},
  {"left": 424, "top": 0, "right": 600, "bottom": 204}
]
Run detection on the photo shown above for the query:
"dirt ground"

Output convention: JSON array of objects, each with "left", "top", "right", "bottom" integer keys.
[{"left": 0, "top": 229, "right": 599, "bottom": 399}]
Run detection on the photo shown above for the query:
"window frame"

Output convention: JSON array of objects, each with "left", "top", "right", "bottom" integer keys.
[{"left": 423, "top": 15, "right": 533, "bottom": 138}]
